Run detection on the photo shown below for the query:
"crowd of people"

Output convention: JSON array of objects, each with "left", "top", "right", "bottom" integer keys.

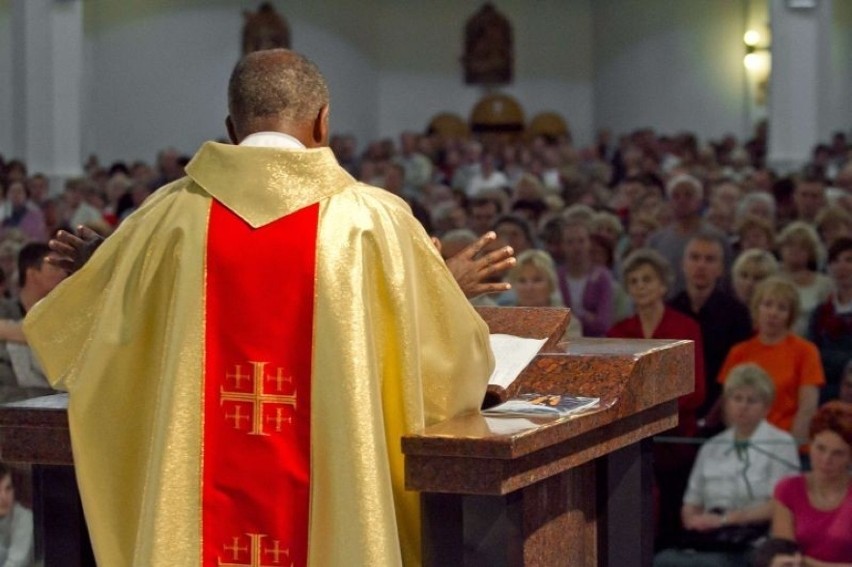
[{"left": 1, "top": 119, "right": 851, "bottom": 564}]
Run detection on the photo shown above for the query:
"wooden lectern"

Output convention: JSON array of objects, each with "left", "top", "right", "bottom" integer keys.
[
  {"left": 404, "top": 306, "right": 693, "bottom": 566},
  {"left": 0, "top": 307, "right": 693, "bottom": 567}
]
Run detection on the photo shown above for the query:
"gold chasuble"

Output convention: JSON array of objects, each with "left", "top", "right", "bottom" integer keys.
[{"left": 24, "top": 143, "right": 494, "bottom": 567}]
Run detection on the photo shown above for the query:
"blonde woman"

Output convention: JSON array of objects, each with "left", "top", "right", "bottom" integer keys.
[
  {"left": 718, "top": 277, "right": 825, "bottom": 442},
  {"left": 776, "top": 221, "right": 833, "bottom": 335},
  {"left": 732, "top": 249, "right": 780, "bottom": 307},
  {"left": 507, "top": 249, "right": 582, "bottom": 337}
]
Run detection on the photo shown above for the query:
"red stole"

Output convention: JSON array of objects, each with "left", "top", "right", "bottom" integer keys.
[{"left": 202, "top": 200, "right": 318, "bottom": 566}]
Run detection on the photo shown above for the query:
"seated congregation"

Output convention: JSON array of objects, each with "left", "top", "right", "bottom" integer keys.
[{"left": 1, "top": 121, "right": 851, "bottom": 564}]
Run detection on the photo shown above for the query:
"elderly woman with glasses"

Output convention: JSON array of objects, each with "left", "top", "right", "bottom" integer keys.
[{"left": 654, "top": 364, "right": 800, "bottom": 567}]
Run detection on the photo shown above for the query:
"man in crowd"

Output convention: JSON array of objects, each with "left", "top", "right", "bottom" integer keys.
[
  {"left": 669, "top": 232, "right": 752, "bottom": 421},
  {"left": 0, "top": 242, "right": 65, "bottom": 403},
  {"left": 25, "top": 49, "right": 501, "bottom": 567},
  {"left": 468, "top": 194, "right": 502, "bottom": 236},
  {"left": 791, "top": 173, "right": 827, "bottom": 225},
  {"left": 648, "top": 174, "right": 731, "bottom": 296}
]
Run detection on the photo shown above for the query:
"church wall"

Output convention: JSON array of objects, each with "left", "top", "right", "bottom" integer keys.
[
  {"left": 826, "top": 0, "right": 852, "bottom": 140},
  {"left": 373, "top": 1, "right": 596, "bottom": 146},
  {"left": 82, "top": 0, "right": 595, "bottom": 161},
  {"left": 592, "top": 0, "right": 750, "bottom": 142},
  {"left": 0, "top": 0, "right": 13, "bottom": 158},
  {"left": 5, "top": 1, "right": 804, "bottom": 167},
  {"left": 82, "top": 1, "right": 380, "bottom": 164}
]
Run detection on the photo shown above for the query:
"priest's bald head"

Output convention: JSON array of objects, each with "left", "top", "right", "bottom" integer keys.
[{"left": 226, "top": 48, "right": 330, "bottom": 147}]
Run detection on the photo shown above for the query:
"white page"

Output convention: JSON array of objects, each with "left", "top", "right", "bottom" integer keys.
[
  {"left": 487, "top": 334, "right": 547, "bottom": 390},
  {"left": 483, "top": 416, "right": 541, "bottom": 435}
]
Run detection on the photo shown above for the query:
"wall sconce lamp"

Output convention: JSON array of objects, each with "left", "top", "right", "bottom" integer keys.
[{"left": 743, "top": 29, "right": 771, "bottom": 105}]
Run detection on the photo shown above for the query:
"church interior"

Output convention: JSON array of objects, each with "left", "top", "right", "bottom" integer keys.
[{"left": 1, "top": 0, "right": 852, "bottom": 566}]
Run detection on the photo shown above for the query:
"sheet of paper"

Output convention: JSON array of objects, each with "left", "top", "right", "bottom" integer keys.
[
  {"left": 483, "top": 416, "right": 542, "bottom": 435},
  {"left": 487, "top": 334, "right": 547, "bottom": 390}
]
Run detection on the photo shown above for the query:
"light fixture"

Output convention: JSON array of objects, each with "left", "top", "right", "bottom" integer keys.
[
  {"left": 743, "top": 30, "right": 761, "bottom": 47},
  {"left": 743, "top": 27, "right": 771, "bottom": 106}
]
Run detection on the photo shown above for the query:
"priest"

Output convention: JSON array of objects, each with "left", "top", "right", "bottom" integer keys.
[{"left": 24, "top": 49, "right": 496, "bottom": 567}]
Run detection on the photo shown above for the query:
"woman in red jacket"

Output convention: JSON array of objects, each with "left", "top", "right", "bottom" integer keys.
[{"left": 608, "top": 247, "right": 705, "bottom": 547}]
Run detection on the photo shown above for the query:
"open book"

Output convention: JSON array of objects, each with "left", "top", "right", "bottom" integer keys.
[
  {"left": 487, "top": 334, "right": 547, "bottom": 389},
  {"left": 483, "top": 334, "right": 600, "bottom": 417},
  {"left": 482, "top": 393, "right": 600, "bottom": 418}
]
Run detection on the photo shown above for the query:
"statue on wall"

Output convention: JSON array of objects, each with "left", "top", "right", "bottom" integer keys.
[
  {"left": 242, "top": 3, "right": 291, "bottom": 55},
  {"left": 461, "top": 3, "right": 513, "bottom": 86}
]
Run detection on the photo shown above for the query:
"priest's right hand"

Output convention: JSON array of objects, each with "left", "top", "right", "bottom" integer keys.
[
  {"left": 443, "top": 231, "right": 515, "bottom": 299},
  {"left": 47, "top": 225, "right": 104, "bottom": 274}
]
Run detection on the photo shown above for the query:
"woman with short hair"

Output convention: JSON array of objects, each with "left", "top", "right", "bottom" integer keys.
[
  {"left": 732, "top": 249, "right": 780, "bottom": 307},
  {"left": 718, "top": 277, "right": 825, "bottom": 443},
  {"left": 654, "top": 364, "right": 800, "bottom": 567},
  {"left": 776, "top": 221, "right": 833, "bottom": 335},
  {"left": 608, "top": 248, "right": 705, "bottom": 545}
]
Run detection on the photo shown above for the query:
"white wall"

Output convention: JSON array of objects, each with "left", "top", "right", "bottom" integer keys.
[
  {"left": 9, "top": 0, "right": 838, "bottom": 170},
  {"left": 592, "top": 0, "right": 750, "bottom": 141},
  {"left": 0, "top": 0, "right": 13, "bottom": 158},
  {"left": 83, "top": 1, "right": 380, "bottom": 163},
  {"left": 82, "top": 0, "right": 595, "bottom": 162},
  {"left": 827, "top": 0, "right": 852, "bottom": 139},
  {"left": 374, "top": 1, "right": 595, "bottom": 146}
]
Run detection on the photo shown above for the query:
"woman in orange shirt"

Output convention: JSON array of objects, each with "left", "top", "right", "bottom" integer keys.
[{"left": 718, "top": 277, "right": 825, "bottom": 443}]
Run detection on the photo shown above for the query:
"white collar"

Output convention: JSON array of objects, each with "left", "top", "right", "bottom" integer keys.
[{"left": 239, "top": 131, "right": 305, "bottom": 149}]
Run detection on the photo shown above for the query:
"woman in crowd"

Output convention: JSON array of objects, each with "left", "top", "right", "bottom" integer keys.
[
  {"left": 556, "top": 217, "right": 614, "bottom": 336},
  {"left": 506, "top": 249, "right": 582, "bottom": 337},
  {"left": 732, "top": 248, "right": 780, "bottom": 307},
  {"left": 735, "top": 214, "right": 776, "bottom": 254},
  {"left": 608, "top": 248, "right": 705, "bottom": 416},
  {"left": 591, "top": 210, "right": 625, "bottom": 251},
  {"left": 815, "top": 207, "right": 852, "bottom": 250},
  {"left": 718, "top": 277, "right": 825, "bottom": 443},
  {"left": 807, "top": 237, "right": 852, "bottom": 402},
  {"left": 0, "top": 180, "right": 47, "bottom": 242},
  {"left": 654, "top": 364, "right": 800, "bottom": 567},
  {"left": 776, "top": 221, "right": 833, "bottom": 336},
  {"left": 736, "top": 192, "right": 777, "bottom": 227},
  {"left": 607, "top": 248, "right": 704, "bottom": 546},
  {"left": 614, "top": 213, "right": 659, "bottom": 275},
  {"left": 771, "top": 401, "right": 852, "bottom": 566}
]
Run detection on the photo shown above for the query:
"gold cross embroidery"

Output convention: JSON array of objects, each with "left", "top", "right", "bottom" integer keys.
[
  {"left": 226, "top": 365, "right": 252, "bottom": 389},
  {"left": 218, "top": 533, "right": 292, "bottom": 567},
  {"left": 220, "top": 361, "right": 297, "bottom": 436}
]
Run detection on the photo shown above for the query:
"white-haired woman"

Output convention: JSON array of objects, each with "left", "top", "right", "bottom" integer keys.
[
  {"left": 654, "top": 364, "right": 801, "bottom": 567},
  {"left": 736, "top": 192, "right": 777, "bottom": 227}
]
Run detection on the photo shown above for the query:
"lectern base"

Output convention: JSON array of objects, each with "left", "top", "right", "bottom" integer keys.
[{"left": 422, "top": 440, "right": 653, "bottom": 567}]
